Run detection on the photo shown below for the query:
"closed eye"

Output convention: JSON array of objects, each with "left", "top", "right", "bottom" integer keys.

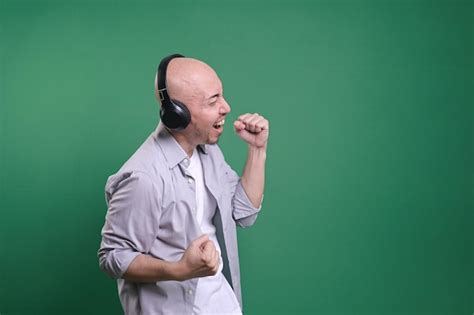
[{"left": 209, "top": 96, "right": 218, "bottom": 105}]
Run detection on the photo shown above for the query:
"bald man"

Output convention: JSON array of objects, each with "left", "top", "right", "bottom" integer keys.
[{"left": 98, "top": 54, "right": 269, "bottom": 315}]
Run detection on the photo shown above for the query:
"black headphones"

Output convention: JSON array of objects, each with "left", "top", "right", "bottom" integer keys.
[{"left": 157, "top": 53, "right": 191, "bottom": 130}]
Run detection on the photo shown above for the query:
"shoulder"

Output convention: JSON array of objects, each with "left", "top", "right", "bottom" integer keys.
[
  {"left": 105, "top": 170, "right": 160, "bottom": 197},
  {"left": 123, "top": 134, "right": 164, "bottom": 173},
  {"left": 105, "top": 133, "right": 167, "bottom": 194}
]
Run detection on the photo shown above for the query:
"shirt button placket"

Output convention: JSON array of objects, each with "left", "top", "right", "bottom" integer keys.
[{"left": 188, "top": 288, "right": 194, "bottom": 315}]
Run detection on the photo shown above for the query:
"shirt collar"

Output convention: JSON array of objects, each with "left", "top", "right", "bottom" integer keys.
[{"left": 154, "top": 122, "right": 208, "bottom": 169}]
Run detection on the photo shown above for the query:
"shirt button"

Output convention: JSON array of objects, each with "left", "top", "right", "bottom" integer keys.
[
  {"left": 188, "top": 178, "right": 193, "bottom": 184},
  {"left": 188, "top": 289, "right": 193, "bottom": 295}
]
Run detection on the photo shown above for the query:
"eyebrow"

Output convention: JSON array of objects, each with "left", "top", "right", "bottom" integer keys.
[{"left": 207, "top": 93, "right": 220, "bottom": 101}]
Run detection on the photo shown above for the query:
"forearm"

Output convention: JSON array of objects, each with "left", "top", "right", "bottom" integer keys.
[
  {"left": 123, "top": 254, "right": 187, "bottom": 282},
  {"left": 240, "top": 145, "right": 266, "bottom": 208}
]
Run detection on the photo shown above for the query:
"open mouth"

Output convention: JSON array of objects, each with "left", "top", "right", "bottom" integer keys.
[{"left": 213, "top": 118, "right": 225, "bottom": 130}]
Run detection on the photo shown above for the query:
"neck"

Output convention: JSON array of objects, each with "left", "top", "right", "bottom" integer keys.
[{"left": 168, "top": 130, "right": 196, "bottom": 158}]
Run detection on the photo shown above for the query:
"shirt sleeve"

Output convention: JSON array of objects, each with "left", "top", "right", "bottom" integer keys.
[
  {"left": 223, "top": 162, "right": 263, "bottom": 228},
  {"left": 98, "top": 171, "right": 161, "bottom": 279}
]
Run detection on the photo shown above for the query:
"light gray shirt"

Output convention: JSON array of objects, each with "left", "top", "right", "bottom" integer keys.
[{"left": 98, "top": 122, "right": 262, "bottom": 314}]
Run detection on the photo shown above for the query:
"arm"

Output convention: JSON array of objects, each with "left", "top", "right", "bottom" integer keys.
[
  {"left": 98, "top": 171, "right": 161, "bottom": 279},
  {"left": 240, "top": 145, "right": 266, "bottom": 208},
  {"left": 122, "top": 254, "right": 184, "bottom": 282},
  {"left": 233, "top": 112, "right": 269, "bottom": 212},
  {"left": 98, "top": 171, "right": 163, "bottom": 279},
  {"left": 123, "top": 234, "right": 221, "bottom": 282},
  {"left": 98, "top": 171, "right": 220, "bottom": 282}
]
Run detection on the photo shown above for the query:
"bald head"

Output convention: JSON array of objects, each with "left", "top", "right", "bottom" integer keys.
[
  {"left": 155, "top": 57, "right": 221, "bottom": 107},
  {"left": 154, "top": 55, "right": 231, "bottom": 152}
]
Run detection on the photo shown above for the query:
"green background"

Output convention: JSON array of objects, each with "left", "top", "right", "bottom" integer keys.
[{"left": 1, "top": 0, "right": 472, "bottom": 314}]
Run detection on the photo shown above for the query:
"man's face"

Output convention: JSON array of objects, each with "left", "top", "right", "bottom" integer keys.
[{"left": 182, "top": 71, "right": 231, "bottom": 145}]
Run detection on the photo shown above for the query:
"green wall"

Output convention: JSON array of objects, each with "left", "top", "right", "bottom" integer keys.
[{"left": 1, "top": 1, "right": 472, "bottom": 314}]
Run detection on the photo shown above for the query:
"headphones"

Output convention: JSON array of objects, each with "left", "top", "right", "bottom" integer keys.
[{"left": 156, "top": 53, "right": 191, "bottom": 130}]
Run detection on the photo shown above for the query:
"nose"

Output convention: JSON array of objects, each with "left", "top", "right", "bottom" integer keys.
[{"left": 220, "top": 97, "right": 231, "bottom": 115}]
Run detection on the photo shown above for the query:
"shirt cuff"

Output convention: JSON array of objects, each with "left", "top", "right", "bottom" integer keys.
[
  {"left": 102, "top": 249, "right": 142, "bottom": 279},
  {"left": 232, "top": 181, "right": 263, "bottom": 220}
]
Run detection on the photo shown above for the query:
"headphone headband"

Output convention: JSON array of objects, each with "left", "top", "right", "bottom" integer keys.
[
  {"left": 157, "top": 53, "right": 191, "bottom": 130},
  {"left": 157, "top": 53, "right": 185, "bottom": 103}
]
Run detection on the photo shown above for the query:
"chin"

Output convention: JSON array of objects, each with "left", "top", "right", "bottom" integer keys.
[
  {"left": 207, "top": 138, "right": 219, "bottom": 145},
  {"left": 206, "top": 134, "right": 221, "bottom": 145},
  {"left": 205, "top": 127, "right": 224, "bottom": 145}
]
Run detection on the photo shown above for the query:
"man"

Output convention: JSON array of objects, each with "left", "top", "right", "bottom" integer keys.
[{"left": 98, "top": 54, "right": 269, "bottom": 315}]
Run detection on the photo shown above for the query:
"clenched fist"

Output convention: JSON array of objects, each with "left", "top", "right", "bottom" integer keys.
[
  {"left": 178, "top": 234, "right": 220, "bottom": 280},
  {"left": 234, "top": 113, "right": 269, "bottom": 149}
]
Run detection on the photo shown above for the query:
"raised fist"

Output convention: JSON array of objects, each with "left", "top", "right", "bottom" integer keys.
[{"left": 234, "top": 113, "right": 269, "bottom": 149}]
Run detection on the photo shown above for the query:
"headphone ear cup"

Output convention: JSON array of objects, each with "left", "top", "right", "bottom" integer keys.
[
  {"left": 172, "top": 100, "right": 191, "bottom": 126},
  {"left": 160, "top": 99, "right": 191, "bottom": 130}
]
